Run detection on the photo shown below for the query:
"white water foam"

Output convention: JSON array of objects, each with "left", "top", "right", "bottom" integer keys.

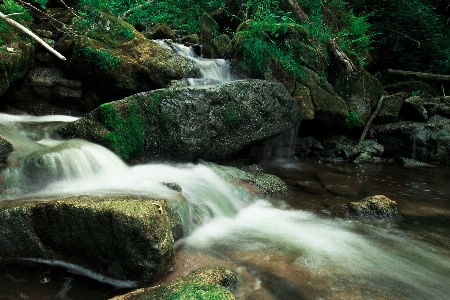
[{"left": 184, "top": 200, "right": 450, "bottom": 299}]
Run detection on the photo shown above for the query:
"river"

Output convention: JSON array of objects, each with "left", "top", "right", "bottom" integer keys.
[{"left": 0, "top": 113, "right": 449, "bottom": 299}]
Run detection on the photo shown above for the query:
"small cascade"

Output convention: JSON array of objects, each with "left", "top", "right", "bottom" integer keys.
[
  {"left": 258, "top": 125, "right": 299, "bottom": 163},
  {"left": 155, "top": 40, "right": 231, "bottom": 85}
]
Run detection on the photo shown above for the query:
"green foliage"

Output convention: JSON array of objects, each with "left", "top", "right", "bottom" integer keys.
[
  {"left": 348, "top": 0, "right": 450, "bottom": 74},
  {"left": 99, "top": 102, "right": 144, "bottom": 159},
  {"left": 410, "top": 90, "right": 421, "bottom": 97},
  {"left": 237, "top": 0, "right": 372, "bottom": 78},
  {"left": 346, "top": 109, "right": 364, "bottom": 128},
  {"left": 31, "top": 0, "right": 49, "bottom": 9},
  {"left": 80, "top": 47, "right": 120, "bottom": 71},
  {"left": 168, "top": 283, "right": 234, "bottom": 300},
  {"left": 77, "top": 0, "right": 223, "bottom": 35},
  {"left": 0, "top": 0, "right": 33, "bottom": 45}
]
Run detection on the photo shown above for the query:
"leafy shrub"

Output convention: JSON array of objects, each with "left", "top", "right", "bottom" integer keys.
[{"left": 348, "top": 0, "right": 450, "bottom": 74}]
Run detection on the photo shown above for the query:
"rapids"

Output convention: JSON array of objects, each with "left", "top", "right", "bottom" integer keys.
[{"left": 0, "top": 114, "right": 449, "bottom": 299}]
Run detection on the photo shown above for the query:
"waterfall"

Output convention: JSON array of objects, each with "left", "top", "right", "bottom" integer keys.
[{"left": 154, "top": 40, "right": 231, "bottom": 85}]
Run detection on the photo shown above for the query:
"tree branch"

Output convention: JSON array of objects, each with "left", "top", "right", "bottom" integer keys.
[
  {"left": 358, "top": 94, "right": 385, "bottom": 145},
  {"left": 0, "top": 12, "right": 66, "bottom": 60},
  {"left": 120, "top": 0, "right": 154, "bottom": 20}
]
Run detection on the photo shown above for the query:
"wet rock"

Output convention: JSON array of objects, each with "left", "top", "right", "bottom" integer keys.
[
  {"left": 401, "top": 96, "right": 428, "bottom": 121},
  {"left": 316, "top": 172, "right": 361, "bottom": 196},
  {"left": 374, "top": 115, "right": 450, "bottom": 164},
  {"left": 58, "top": 80, "right": 300, "bottom": 163},
  {"left": 295, "top": 181, "right": 326, "bottom": 194},
  {"left": 205, "top": 161, "right": 288, "bottom": 197},
  {"left": 295, "top": 137, "right": 324, "bottom": 156},
  {"left": 56, "top": 7, "right": 200, "bottom": 101},
  {"left": 0, "top": 195, "right": 185, "bottom": 284},
  {"left": 329, "top": 68, "right": 384, "bottom": 126},
  {"left": 111, "top": 266, "right": 237, "bottom": 300},
  {"left": 399, "top": 157, "right": 435, "bottom": 168},
  {"left": 0, "top": 41, "right": 35, "bottom": 97},
  {"left": 142, "top": 23, "right": 177, "bottom": 40},
  {"left": 181, "top": 34, "right": 200, "bottom": 45},
  {"left": 201, "top": 12, "right": 219, "bottom": 59},
  {"left": 348, "top": 195, "right": 400, "bottom": 218},
  {"left": 359, "top": 139, "right": 384, "bottom": 157},
  {"left": 376, "top": 92, "right": 407, "bottom": 124},
  {"left": 0, "top": 136, "right": 13, "bottom": 168}
]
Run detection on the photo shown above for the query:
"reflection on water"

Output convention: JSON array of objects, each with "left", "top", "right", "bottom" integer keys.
[{"left": 1, "top": 114, "right": 450, "bottom": 299}]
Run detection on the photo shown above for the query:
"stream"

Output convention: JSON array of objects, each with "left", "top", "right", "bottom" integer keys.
[
  {"left": 0, "top": 42, "right": 449, "bottom": 299},
  {"left": 0, "top": 114, "right": 449, "bottom": 300}
]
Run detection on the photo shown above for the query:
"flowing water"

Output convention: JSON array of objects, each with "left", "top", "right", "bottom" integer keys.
[{"left": 0, "top": 114, "right": 449, "bottom": 300}]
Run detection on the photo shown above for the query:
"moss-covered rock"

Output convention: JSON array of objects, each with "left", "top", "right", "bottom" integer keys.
[
  {"left": 58, "top": 79, "right": 300, "bottom": 162},
  {"left": 348, "top": 195, "right": 400, "bottom": 218},
  {"left": 111, "top": 266, "right": 237, "bottom": 300},
  {"left": 142, "top": 23, "right": 177, "bottom": 40},
  {"left": 56, "top": 7, "right": 200, "bottom": 101},
  {"left": 376, "top": 92, "right": 407, "bottom": 124},
  {"left": 0, "top": 195, "right": 185, "bottom": 284},
  {"left": 0, "top": 41, "right": 35, "bottom": 97}
]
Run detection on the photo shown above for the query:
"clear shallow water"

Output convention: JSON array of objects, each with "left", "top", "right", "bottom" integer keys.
[{"left": 0, "top": 115, "right": 449, "bottom": 299}]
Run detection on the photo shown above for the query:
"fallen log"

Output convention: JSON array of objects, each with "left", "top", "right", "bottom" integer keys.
[{"left": 387, "top": 69, "right": 450, "bottom": 85}]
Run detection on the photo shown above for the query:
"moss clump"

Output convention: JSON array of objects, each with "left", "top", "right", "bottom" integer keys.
[
  {"left": 80, "top": 46, "right": 120, "bottom": 71},
  {"left": 98, "top": 102, "right": 144, "bottom": 159},
  {"left": 346, "top": 109, "right": 364, "bottom": 128},
  {"left": 168, "top": 283, "right": 234, "bottom": 300}
]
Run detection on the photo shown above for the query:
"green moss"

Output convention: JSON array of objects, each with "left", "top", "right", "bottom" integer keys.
[
  {"left": 168, "top": 283, "right": 234, "bottom": 300},
  {"left": 346, "top": 109, "right": 364, "bottom": 128},
  {"left": 98, "top": 102, "right": 144, "bottom": 159},
  {"left": 80, "top": 46, "right": 120, "bottom": 71}
]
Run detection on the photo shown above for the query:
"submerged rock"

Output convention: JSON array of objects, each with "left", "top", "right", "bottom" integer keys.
[
  {"left": 0, "top": 195, "right": 186, "bottom": 284},
  {"left": 111, "top": 266, "right": 237, "bottom": 300},
  {"left": 316, "top": 172, "right": 361, "bottom": 196},
  {"left": 399, "top": 157, "right": 435, "bottom": 168},
  {"left": 58, "top": 80, "right": 300, "bottom": 163},
  {"left": 348, "top": 195, "right": 400, "bottom": 218}
]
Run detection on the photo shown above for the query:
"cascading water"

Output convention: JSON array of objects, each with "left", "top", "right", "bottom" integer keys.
[
  {"left": 154, "top": 40, "right": 231, "bottom": 85},
  {"left": 1, "top": 114, "right": 450, "bottom": 299}
]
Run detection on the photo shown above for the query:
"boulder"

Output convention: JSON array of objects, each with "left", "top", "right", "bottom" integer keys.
[
  {"left": 0, "top": 40, "right": 35, "bottom": 97},
  {"left": 56, "top": 7, "right": 200, "bottom": 101},
  {"left": 111, "top": 266, "right": 237, "bottom": 300},
  {"left": 376, "top": 92, "right": 407, "bottom": 124},
  {"left": 142, "top": 23, "right": 177, "bottom": 40},
  {"left": 0, "top": 195, "right": 185, "bottom": 284},
  {"left": 348, "top": 195, "right": 400, "bottom": 218},
  {"left": 374, "top": 115, "right": 450, "bottom": 164},
  {"left": 58, "top": 80, "right": 300, "bottom": 162},
  {"left": 201, "top": 13, "right": 219, "bottom": 59},
  {"left": 401, "top": 96, "right": 428, "bottom": 121},
  {"left": 295, "top": 180, "right": 326, "bottom": 194}
]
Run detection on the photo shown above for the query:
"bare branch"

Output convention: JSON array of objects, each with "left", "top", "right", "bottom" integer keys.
[
  {"left": 0, "top": 12, "right": 66, "bottom": 60},
  {"left": 120, "top": 0, "right": 154, "bottom": 20}
]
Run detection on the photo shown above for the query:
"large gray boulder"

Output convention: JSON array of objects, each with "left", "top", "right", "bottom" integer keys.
[
  {"left": 58, "top": 80, "right": 300, "bottom": 162},
  {"left": 0, "top": 195, "right": 185, "bottom": 284},
  {"left": 374, "top": 115, "right": 450, "bottom": 164}
]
